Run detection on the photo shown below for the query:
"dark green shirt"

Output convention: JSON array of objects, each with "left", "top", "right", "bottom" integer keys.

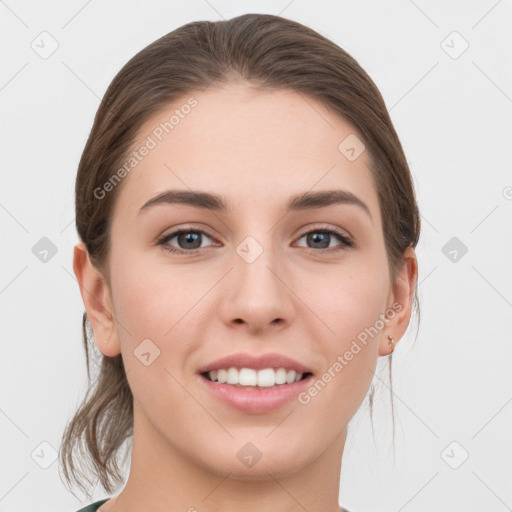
[{"left": 74, "top": 498, "right": 109, "bottom": 512}]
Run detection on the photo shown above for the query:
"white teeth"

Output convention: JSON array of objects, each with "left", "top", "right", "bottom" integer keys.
[
  {"left": 226, "top": 367, "right": 238, "bottom": 384},
  {"left": 206, "top": 367, "right": 306, "bottom": 387},
  {"left": 275, "top": 368, "right": 287, "bottom": 384},
  {"left": 257, "top": 368, "right": 275, "bottom": 387},
  {"left": 239, "top": 368, "right": 258, "bottom": 386}
]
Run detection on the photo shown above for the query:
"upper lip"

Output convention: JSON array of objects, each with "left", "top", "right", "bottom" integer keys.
[{"left": 197, "top": 352, "right": 313, "bottom": 374}]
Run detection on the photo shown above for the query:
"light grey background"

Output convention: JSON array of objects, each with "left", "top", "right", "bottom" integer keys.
[{"left": 1, "top": 1, "right": 511, "bottom": 511}]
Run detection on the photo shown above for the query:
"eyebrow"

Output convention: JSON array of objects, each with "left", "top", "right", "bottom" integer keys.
[{"left": 138, "top": 188, "right": 372, "bottom": 220}]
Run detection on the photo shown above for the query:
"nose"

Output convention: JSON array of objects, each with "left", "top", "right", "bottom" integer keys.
[{"left": 218, "top": 239, "right": 296, "bottom": 336}]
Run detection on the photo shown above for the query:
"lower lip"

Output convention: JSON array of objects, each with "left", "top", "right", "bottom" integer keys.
[{"left": 198, "top": 373, "right": 314, "bottom": 413}]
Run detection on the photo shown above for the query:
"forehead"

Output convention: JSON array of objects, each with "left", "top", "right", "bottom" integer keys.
[{"left": 111, "top": 82, "right": 380, "bottom": 223}]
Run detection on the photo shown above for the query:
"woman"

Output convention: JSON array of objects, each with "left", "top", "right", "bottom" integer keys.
[{"left": 61, "top": 12, "right": 420, "bottom": 512}]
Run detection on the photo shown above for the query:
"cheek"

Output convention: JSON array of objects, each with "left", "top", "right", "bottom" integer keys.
[
  {"left": 109, "top": 252, "right": 212, "bottom": 389},
  {"left": 110, "top": 250, "right": 203, "bottom": 338},
  {"left": 304, "top": 258, "right": 389, "bottom": 398},
  {"left": 305, "top": 258, "right": 389, "bottom": 343},
  {"left": 336, "top": 275, "right": 388, "bottom": 340}
]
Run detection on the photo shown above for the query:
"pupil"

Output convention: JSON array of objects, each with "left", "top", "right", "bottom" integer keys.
[
  {"left": 308, "top": 232, "right": 329, "bottom": 249},
  {"left": 179, "top": 232, "right": 201, "bottom": 249}
]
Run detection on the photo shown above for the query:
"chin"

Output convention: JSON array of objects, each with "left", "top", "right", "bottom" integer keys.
[{"left": 196, "top": 438, "right": 314, "bottom": 481}]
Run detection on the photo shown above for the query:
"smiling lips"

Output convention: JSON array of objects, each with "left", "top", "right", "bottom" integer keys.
[
  {"left": 206, "top": 367, "right": 306, "bottom": 388},
  {"left": 197, "top": 352, "right": 313, "bottom": 375},
  {"left": 197, "top": 352, "right": 314, "bottom": 410},
  {"left": 198, "top": 352, "right": 313, "bottom": 388}
]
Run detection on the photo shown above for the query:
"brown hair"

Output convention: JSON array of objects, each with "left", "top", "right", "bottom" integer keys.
[{"left": 59, "top": 13, "right": 421, "bottom": 499}]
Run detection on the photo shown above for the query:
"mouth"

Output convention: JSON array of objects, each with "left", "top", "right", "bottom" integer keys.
[
  {"left": 200, "top": 368, "right": 314, "bottom": 390},
  {"left": 198, "top": 369, "right": 315, "bottom": 413},
  {"left": 196, "top": 352, "right": 315, "bottom": 412}
]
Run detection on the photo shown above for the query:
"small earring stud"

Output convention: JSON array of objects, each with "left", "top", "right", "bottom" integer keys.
[{"left": 388, "top": 335, "right": 395, "bottom": 349}]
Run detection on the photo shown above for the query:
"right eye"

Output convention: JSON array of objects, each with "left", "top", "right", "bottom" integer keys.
[{"left": 156, "top": 228, "right": 217, "bottom": 254}]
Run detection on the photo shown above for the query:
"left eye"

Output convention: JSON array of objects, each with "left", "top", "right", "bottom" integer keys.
[
  {"left": 157, "top": 227, "right": 353, "bottom": 254},
  {"left": 295, "top": 228, "right": 353, "bottom": 251}
]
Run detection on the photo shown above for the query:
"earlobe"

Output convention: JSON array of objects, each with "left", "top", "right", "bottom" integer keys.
[
  {"left": 72, "top": 241, "right": 121, "bottom": 357},
  {"left": 379, "top": 245, "right": 418, "bottom": 356}
]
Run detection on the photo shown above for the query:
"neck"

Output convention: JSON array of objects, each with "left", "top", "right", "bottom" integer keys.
[{"left": 105, "top": 404, "right": 346, "bottom": 512}]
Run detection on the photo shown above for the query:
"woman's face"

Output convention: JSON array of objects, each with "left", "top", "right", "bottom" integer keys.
[{"left": 86, "top": 82, "right": 415, "bottom": 479}]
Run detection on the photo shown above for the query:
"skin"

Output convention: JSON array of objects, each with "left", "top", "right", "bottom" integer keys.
[{"left": 73, "top": 82, "right": 417, "bottom": 512}]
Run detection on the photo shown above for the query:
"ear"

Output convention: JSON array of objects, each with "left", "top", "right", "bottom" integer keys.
[
  {"left": 72, "top": 241, "right": 121, "bottom": 357},
  {"left": 378, "top": 245, "right": 418, "bottom": 356}
]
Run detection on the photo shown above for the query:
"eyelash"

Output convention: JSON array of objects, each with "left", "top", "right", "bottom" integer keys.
[{"left": 156, "top": 225, "right": 354, "bottom": 255}]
